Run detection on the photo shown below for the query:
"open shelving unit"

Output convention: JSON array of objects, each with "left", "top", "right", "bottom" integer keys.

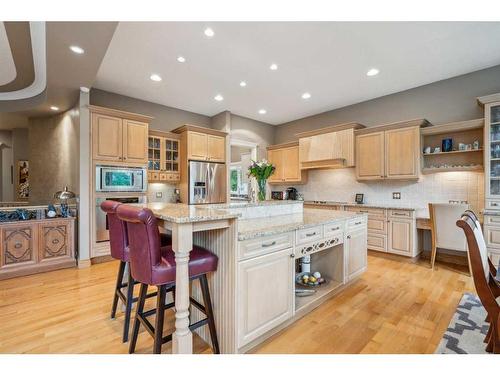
[
  {"left": 294, "top": 243, "right": 344, "bottom": 313},
  {"left": 420, "top": 119, "right": 484, "bottom": 173}
]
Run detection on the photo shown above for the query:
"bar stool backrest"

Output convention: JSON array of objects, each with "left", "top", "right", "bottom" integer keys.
[
  {"left": 117, "top": 205, "right": 162, "bottom": 285},
  {"left": 100, "top": 200, "right": 128, "bottom": 262}
]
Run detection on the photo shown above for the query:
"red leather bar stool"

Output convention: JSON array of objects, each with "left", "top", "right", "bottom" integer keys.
[
  {"left": 100, "top": 200, "right": 172, "bottom": 342},
  {"left": 116, "top": 204, "right": 220, "bottom": 354}
]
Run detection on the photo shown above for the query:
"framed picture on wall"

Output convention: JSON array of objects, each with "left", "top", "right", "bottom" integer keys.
[{"left": 17, "top": 160, "right": 29, "bottom": 200}]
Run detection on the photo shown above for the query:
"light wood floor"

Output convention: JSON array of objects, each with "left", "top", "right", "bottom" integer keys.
[{"left": 0, "top": 252, "right": 474, "bottom": 354}]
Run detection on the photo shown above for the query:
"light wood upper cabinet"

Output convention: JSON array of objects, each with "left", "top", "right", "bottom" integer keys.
[
  {"left": 92, "top": 113, "right": 123, "bottom": 162},
  {"left": 282, "top": 147, "right": 300, "bottom": 180},
  {"left": 267, "top": 148, "right": 284, "bottom": 183},
  {"left": 385, "top": 127, "right": 419, "bottom": 179},
  {"left": 186, "top": 131, "right": 226, "bottom": 162},
  {"left": 91, "top": 106, "right": 152, "bottom": 165},
  {"left": 188, "top": 132, "right": 208, "bottom": 161},
  {"left": 355, "top": 120, "right": 428, "bottom": 181},
  {"left": 207, "top": 134, "right": 226, "bottom": 162},
  {"left": 267, "top": 143, "right": 306, "bottom": 184},
  {"left": 123, "top": 119, "right": 148, "bottom": 163},
  {"left": 356, "top": 131, "right": 385, "bottom": 180}
]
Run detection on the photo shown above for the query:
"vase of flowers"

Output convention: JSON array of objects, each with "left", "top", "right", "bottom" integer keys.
[{"left": 248, "top": 159, "right": 275, "bottom": 201}]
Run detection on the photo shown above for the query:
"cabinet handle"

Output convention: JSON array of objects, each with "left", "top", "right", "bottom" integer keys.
[
  {"left": 347, "top": 235, "right": 351, "bottom": 239},
  {"left": 355, "top": 221, "right": 362, "bottom": 225},
  {"left": 393, "top": 212, "right": 406, "bottom": 216},
  {"left": 492, "top": 203, "right": 498, "bottom": 206},
  {"left": 305, "top": 232, "right": 317, "bottom": 237},
  {"left": 261, "top": 241, "right": 276, "bottom": 248},
  {"left": 290, "top": 254, "right": 295, "bottom": 258},
  {"left": 359, "top": 210, "right": 369, "bottom": 213},
  {"left": 329, "top": 226, "right": 340, "bottom": 231}
]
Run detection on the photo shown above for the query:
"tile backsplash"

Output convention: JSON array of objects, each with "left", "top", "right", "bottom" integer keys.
[
  {"left": 280, "top": 168, "right": 484, "bottom": 214},
  {"left": 147, "top": 182, "right": 178, "bottom": 203}
]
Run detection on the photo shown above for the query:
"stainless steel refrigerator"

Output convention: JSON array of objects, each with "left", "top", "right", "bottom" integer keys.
[{"left": 189, "top": 161, "right": 226, "bottom": 204}]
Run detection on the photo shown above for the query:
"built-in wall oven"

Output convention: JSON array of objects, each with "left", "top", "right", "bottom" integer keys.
[
  {"left": 95, "top": 196, "right": 147, "bottom": 242},
  {"left": 96, "top": 165, "right": 147, "bottom": 193}
]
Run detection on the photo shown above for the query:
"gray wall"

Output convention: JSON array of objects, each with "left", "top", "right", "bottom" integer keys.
[
  {"left": 275, "top": 64, "right": 500, "bottom": 143},
  {"left": 0, "top": 130, "right": 13, "bottom": 201},
  {"left": 28, "top": 108, "right": 80, "bottom": 204},
  {"left": 90, "top": 88, "right": 212, "bottom": 131},
  {"left": 230, "top": 114, "right": 275, "bottom": 160}
]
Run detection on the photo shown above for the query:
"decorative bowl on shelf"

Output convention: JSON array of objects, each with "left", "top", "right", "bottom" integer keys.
[{"left": 295, "top": 272, "right": 328, "bottom": 288}]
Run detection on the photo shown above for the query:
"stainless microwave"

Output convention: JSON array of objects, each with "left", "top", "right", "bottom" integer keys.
[{"left": 95, "top": 165, "right": 147, "bottom": 192}]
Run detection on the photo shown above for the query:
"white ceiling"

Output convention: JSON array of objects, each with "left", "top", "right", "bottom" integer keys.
[
  {"left": 0, "top": 22, "right": 16, "bottom": 86},
  {"left": 95, "top": 22, "right": 500, "bottom": 125}
]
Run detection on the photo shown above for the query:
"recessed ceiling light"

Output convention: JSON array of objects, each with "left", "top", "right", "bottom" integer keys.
[
  {"left": 269, "top": 63, "right": 278, "bottom": 71},
  {"left": 302, "top": 92, "right": 311, "bottom": 99},
  {"left": 50, "top": 106, "right": 59, "bottom": 111},
  {"left": 214, "top": 94, "right": 224, "bottom": 101},
  {"left": 240, "top": 81, "right": 247, "bottom": 87},
  {"left": 80, "top": 86, "right": 90, "bottom": 93},
  {"left": 204, "top": 28, "right": 215, "bottom": 38},
  {"left": 69, "top": 45, "right": 84, "bottom": 54},
  {"left": 366, "top": 68, "right": 379, "bottom": 77},
  {"left": 177, "top": 56, "right": 186, "bottom": 63},
  {"left": 150, "top": 74, "right": 162, "bottom": 82},
  {"left": 258, "top": 109, "right": 267, "bottom": 115}
]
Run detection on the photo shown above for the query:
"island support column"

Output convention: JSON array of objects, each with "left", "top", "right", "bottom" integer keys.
[{"left": 171, "top": 222, "right": 194, "bottom": 354}]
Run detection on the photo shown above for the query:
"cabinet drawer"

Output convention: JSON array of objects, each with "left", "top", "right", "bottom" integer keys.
[
  {"left": 323, "top": 222, "right": 344, "bottom": 237},
  {"left": 238, "top": 232, "right": 294, "bottom": 260},
  {"left": 150, "top": 172, "right": 159, "bottom": 181},
  {"left": 484, "top": 215, "right": 500, "bottom": 226},
  {"left": 486, "top": 200, "right": 500, "bottom": 210},
  {"left": 347, "top": 216, "right": 367, "bottom": 230},
  {"left": 368, "top": 217, "right": 387, "bottom": 234},
  {"left": 296, "top": 225, "right": 323, "bottom": 245},
  {"left": 295, "top": 233, "right": 343, "bottom": 257},
  {"left": 389, "top": 210, "right": 413, "bottom": 219},
  {"left": 159, "top": 172, "right": 168, "bottom": 181},
  {"left": 367, "top": 234, "right": 387, "bottom": 252},
  {"left": 485, "top": 226, "right": 500, "bottom": 249},
  {"left": 357, "top": 207, "right": 385, "bottom": 217}
]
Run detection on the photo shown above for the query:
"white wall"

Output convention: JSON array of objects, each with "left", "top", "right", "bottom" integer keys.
[
  {"left": 274, "top": 168, "right": 484, "bottom": 216},
  {"left": 147, "top": 182, "right": 177, "bottom": 203}
]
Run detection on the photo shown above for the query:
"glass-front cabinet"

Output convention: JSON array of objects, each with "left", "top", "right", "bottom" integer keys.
[
  {"left": 147, "top": 132, "right": 180, "bottom": 183},
  {"left": 481, "top": 94, "right": 500, "bottom": 209}
]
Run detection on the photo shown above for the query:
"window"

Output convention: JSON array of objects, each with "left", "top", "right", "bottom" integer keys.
[{"left": 230, "top": 165, "right": 248, "bottom": 198}]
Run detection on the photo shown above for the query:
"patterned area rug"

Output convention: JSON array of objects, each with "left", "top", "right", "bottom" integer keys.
[{"left": 435, "top": 292, "right": 490, "bottom": 354}]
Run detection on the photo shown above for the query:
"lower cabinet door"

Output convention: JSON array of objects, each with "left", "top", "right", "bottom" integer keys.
[
  {"left": 346, "top": 228, "right": 368, "bottom": 281},
  {"left": 0, "top": 223, "right": 38, "bottom": 269},
  {"left": 388, "top": 219, "right": 413, "bottom": 256},
  {"left": 38, "top": 220, "right": 74, "bottom": 262},
  {"left": 237, "top": 248, "right": 294, "bottom": 348}
]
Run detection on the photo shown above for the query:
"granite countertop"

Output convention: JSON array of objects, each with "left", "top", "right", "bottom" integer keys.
[
  {"left": 138, "top": 202, "right": 241, "bottom": 224},
  {"left": 303, "top": 200, "right": 419, "bottom": 211},
  {"left": 237, "top": 208, "right": 365, "bottom": 240},
  {"left": 210, "top": 200, "right": 303, "bottom": 209}
]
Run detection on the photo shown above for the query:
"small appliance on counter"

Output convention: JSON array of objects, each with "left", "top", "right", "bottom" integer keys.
[
  {"left": 271, "top": 191, "right": 284, "bottom": 200},
  {"left": 285, "top": 187, "right": 298, "bottom": 200}
]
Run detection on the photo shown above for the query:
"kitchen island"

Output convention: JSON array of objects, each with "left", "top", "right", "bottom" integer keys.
[{"left": 142, "top": 201, "right": 368, "bottom": 354}]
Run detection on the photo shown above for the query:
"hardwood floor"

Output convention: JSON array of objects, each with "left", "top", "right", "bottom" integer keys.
[{"left": 0, "top": 252, "right": 473, "bottom": 354}]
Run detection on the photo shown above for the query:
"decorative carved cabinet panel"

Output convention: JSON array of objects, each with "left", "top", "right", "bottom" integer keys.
[
  {"left": 39, "top": 220, "right": 73, "bottom": 261},
  {"left": 0, "top": 218, "right": 75, "bottom": 280},
  {"left": 0, "top": 223, "right": 37, "bottom": 267}
]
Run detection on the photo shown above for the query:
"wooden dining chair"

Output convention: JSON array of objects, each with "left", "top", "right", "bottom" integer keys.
[
  {"left": 429, "top": 203, "right": 471, "bottom": 272},
  {"left": 457, "top": 213, "right": 500, "bottom": 353}
]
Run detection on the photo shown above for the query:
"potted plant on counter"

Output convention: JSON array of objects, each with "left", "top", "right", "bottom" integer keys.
[{"left": 247, "top": 159, "right": 275, "bottom": 201}]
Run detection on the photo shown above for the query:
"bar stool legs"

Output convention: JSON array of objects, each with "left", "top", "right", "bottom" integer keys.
[
  {"left": 200, "top": 274, "right": 220, "bottom": 354},
  {"left": 111, "top": 261, "right": 126, "bottom": 320},
  {"left": 110, "top": 261, "right": 137, "bottom": 343},
  {"left": 129, "top": 276, "right": 219, "bottom": 354}
]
